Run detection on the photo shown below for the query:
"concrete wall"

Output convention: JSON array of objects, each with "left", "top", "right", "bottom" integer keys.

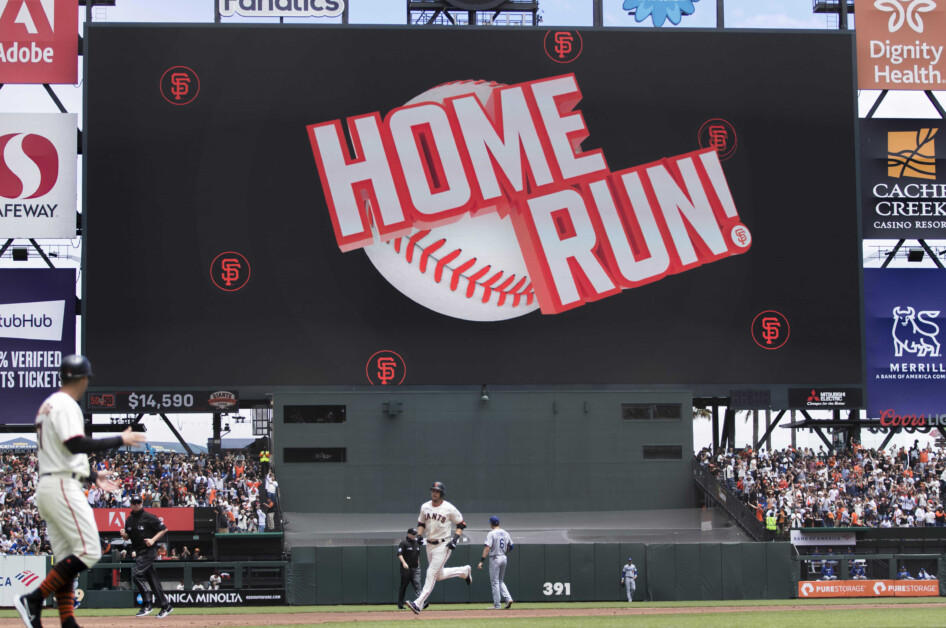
[{"left": 273, "top": 389, "right": 694, "bottom": 513}]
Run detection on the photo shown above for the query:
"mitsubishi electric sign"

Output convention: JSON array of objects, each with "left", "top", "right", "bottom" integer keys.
[{"left": 0, "top": 269, "right": 75, "bottom": 424}]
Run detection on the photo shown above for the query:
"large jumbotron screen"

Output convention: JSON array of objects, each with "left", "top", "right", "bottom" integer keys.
[{"left": 84, "top": 25, "right": 862, "bottom": 388}]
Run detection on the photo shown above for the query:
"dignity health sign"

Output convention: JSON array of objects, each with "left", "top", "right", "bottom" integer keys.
[
  {"left": 0, "top": 269, "right": 75, "bottom": 424},
  {"left": 855, "top": 0, "right": 946, "bottom": 89}
]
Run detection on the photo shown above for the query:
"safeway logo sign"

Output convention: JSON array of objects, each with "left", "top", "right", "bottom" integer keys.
[
  {"left": 0, "top": 0, "right": 77, "bottom": 84},
  {"left": 0, "top": 113, "right": 77, "bottom": 238}
]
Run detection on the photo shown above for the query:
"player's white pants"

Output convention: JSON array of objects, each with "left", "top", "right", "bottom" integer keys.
[
  {"left": 37, "top": 476, "right": 102, "bottom": 569},
  {"left": 414, "top": 542, "right": 469, "bottom": 608},
  {"left": 488, "top": 555, "right": 511, "bottom": 607},
  {"left": 625, "top": 577, "right": 636, "bottom": 602}
]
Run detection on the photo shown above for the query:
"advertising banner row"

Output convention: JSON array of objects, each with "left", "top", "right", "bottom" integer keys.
[{"left": 798, "top": 579, "right": 939, "bottom": 598}]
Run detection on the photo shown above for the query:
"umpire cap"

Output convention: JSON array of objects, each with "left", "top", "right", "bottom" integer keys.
[
  {"left": 430, "top": 481, "right": 446, "bottom": 496},
  {"left": 60, "top": 354, "right": 93, "bottom": 382},
  {"left": 407, "top": 528, "right": 417, "bottom": 535}
]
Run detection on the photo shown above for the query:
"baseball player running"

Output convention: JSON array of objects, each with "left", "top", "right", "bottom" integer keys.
[
  {"left": 405, "top": 481, "right": 472, "bottom": 615},
  {"left": 477, "top": 515, "right": 513, "bottom": 609},
  {"left": 15, "top": 354, "right": 147, "bottom": 628}
]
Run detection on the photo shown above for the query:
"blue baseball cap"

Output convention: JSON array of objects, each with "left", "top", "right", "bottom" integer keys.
[
  {"left": 627, "top": 557, "right": 633, "bottom": 561},
  {"left": 489, "top": 516, "right": 500, "bottom": 525}
]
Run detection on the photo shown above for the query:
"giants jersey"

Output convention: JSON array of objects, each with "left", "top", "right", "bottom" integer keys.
[
  {"left": 418, "top": 500, "right": 464, "bottom": 541},
  {"left": 484, "top": 528, "right": 512, "bottom": 557},
  {"left": 36, "top": 391, "right": 89, "bottom": 477}
]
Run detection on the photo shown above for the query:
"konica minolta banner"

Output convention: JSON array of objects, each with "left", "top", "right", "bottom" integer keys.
[
  {"left": 0, "top": 269, "right": 75, "bottom": 424},
  {"left": 860, "top": 119, "right": 945, "bottom": 239},
  {"left": 865, "top": 269, "right": 946, "bottom": 422}
]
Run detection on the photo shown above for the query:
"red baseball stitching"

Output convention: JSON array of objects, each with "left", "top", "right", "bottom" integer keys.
[{"left": 387, "top": 230, "right": 534, "bottom": 308}]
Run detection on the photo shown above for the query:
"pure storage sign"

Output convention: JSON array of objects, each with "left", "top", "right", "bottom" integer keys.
[
  {"left": 798, "top": 580, "right": 938, "bottom": 598},
  {"left": 0, "top": 0, "right": 77, "bottom": 84},
  {"left": 855, "top": 0, "right": 946, "bottom": 89}
]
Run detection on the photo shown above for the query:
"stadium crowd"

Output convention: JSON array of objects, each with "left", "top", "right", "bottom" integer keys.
[
  {"left": 697, "top": 439, "right": 946, "bottom": 535},
  {"left": 0, "top": 448, "right": 279, "bottom": 557}
]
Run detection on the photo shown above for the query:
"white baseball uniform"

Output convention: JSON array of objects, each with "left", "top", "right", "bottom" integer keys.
[
  {"left": 484, "top": 527, "right": 513, "bottom": 608},
  {"left": 35, "top": 391, "right": 102, "bottom": 568},
  {"left": 413, "top": 499, "right": 470, "bottom": 608}
]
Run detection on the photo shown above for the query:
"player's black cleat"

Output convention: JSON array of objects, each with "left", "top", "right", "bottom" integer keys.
[
  {"left": 14, "top": 593, "right": 42, "bottom": 628},
  {"left": 406, "top": 600, "right": 421, "bottom": 615},
  {"left": 505, "top": 600, "right": 514, "bottom": 609},
  {"left": 465, "top": 567, "right": 473, "bottom": 586},
  {"left": 135, "top": 605, "right": 154, "bottom": 617},
  {"left": 156, "top": 606, "right": 174, "bottom": 618}
]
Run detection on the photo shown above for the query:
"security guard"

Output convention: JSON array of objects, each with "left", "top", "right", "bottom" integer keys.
[
  {"left": 765, "top": 508, "right": 778, "bottom": 540},
  {"left": 396, "top": 528, "right": 422, "bottom": 609},
  {"left": 120, "top": 495, "right": 172, "bottom": 618}
]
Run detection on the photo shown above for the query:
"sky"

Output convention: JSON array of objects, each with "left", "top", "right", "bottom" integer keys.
[{"left": 1, "top": 0, "right": 944, "bottom": 452}]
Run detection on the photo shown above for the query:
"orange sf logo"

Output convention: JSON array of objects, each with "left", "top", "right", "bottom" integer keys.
[
  {"left": 377, "top": 357, "right": 397, "bottom": 384},
  {"left": 170, "top": 72, "right": 191, "bottom": 100},
  {"left": 221, "top": 258, "right": 241, "bottom": 286}
]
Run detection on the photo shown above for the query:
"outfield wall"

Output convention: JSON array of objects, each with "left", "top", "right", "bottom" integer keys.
[
  {"left": 273, "top": 389, "right": 694, "bottom": 514},
  {"left": 286, "top": 541, "right": 793, "bottom": 604}
]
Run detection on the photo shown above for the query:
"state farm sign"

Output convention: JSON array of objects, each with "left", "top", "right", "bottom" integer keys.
[{"left": 0, "top": 0, "right": 77, "bottom": 84}]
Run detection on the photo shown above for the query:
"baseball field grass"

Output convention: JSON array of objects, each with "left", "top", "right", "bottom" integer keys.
[{"left": 3, "top": 598, "right": 946, "bottom": 627}]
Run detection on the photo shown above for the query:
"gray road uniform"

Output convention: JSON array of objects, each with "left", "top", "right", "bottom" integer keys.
[
  {"left": 483, "top": 526, "right": 513, "bottom": 608},
  {"left": 621, "top": 559, "right": 638, "bottom": 602}
]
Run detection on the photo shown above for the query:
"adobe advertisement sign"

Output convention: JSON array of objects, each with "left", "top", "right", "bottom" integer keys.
[
  {"left": 854, "top": 0, "right": 946, "bottom": 90},
  {"left": 0, "top": 113, "right": 77, "bottom": 238},
  {"left": 0, "top": 0, "right": 77, "bottom": 84},
  {"left": 865, "top": 269, "right": 946, "bottom": 422},
  {"left": 861, "top": 119, "right": 944, "bottom": 239},
  {"left": 0, "top": 269, "right": 75, "bottom": 424},
  {"left": 84, "top": 26, "right": 861, "bottom": 387},
  {"left": 93, "top": 507, "right": 195, "bottom": 532}
]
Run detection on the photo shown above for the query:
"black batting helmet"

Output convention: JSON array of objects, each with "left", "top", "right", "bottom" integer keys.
[
  {"left": 60, "top": 354, "right": 93, "bottom": 382},
  {"left": 430, "top": 481, "right": 445, "bottom": 496}
]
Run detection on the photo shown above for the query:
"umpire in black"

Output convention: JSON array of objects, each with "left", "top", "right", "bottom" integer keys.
[
  {"left": 396, "top": 528, "right": 422, "bottom": 609},
  {"left": 120, "top": 495, "right": 173, "bottom": 618}
]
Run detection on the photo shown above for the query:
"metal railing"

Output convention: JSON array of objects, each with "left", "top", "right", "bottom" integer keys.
[{"left": 692, "top": 459, "right": 766, "bottom": 541}]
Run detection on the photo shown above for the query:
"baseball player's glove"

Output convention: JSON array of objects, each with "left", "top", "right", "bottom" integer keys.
[
  {"left": 620, "top": 579, "right": 625, "bottom": 586},
  {"left": 446, "top": 538, "right": 458, "bottom": 550}
]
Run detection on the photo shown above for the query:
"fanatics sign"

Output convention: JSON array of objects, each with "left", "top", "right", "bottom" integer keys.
[
  {"left": 854, "top": 0, "right": 946, "bottom": 89},
  {"left": 218, "top": 0, "right": 343, "bottom": 18},
  {"left": 0, "top": 0, "right": 77, "bottom": 84}
]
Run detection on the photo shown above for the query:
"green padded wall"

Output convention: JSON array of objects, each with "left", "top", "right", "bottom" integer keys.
[{"left": 292, "top": 542, "right": 793, "bottom": 604}]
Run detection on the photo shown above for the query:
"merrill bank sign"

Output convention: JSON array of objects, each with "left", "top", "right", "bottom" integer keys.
[{"left": 855, "top": 0, "right": 946, "bottom": 90}]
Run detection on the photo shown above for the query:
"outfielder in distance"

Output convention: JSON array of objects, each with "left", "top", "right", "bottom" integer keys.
[
  {"left": 477, "top": 515, "right": 514, "bottom": 610},
  {"left": 405, "top": 481, "right": 472, "bottom": 615},
  {"left": 15, "top": 354, "right": 147, "bottom": 628}
]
